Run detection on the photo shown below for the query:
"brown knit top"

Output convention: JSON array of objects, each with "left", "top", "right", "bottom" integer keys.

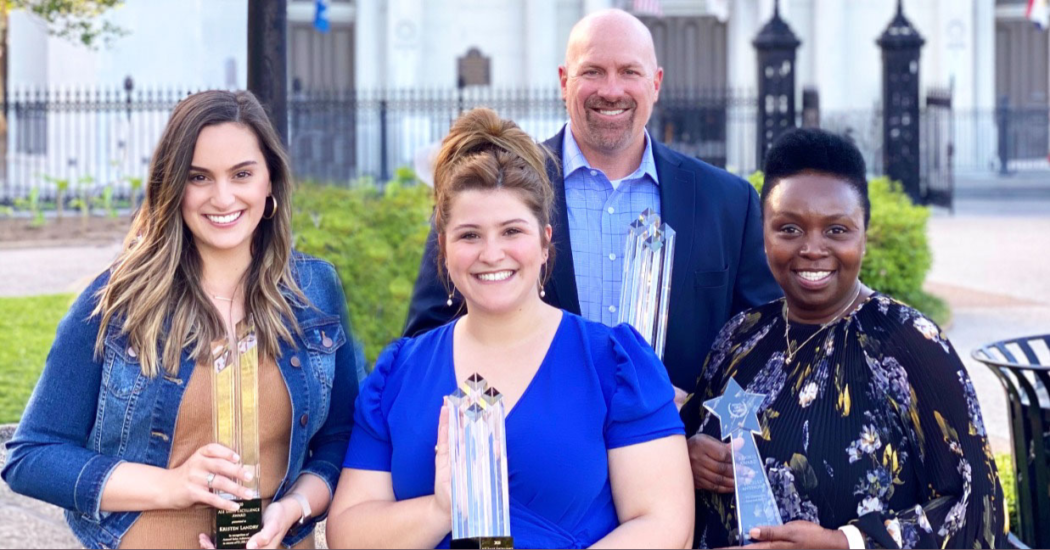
[{"left": 119, "top": 347, "right": 313, "bottom": 549}]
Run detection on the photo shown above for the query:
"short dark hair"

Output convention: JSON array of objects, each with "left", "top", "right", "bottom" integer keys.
[{"left": 761, "top": 128, "right": 870, "bottom": 227}]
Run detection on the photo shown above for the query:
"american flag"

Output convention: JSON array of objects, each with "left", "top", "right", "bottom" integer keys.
[
  {"left": 631, "top": 0, "right": 663, "bottom": 17},
  {"left": 1028, "top": 0, "right": 1050, "bottom": 30}
]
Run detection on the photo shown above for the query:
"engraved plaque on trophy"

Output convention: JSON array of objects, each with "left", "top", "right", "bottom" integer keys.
[
  {"left": 703, "top": 377, "right": 782, "bottom": 546},
  {"left": 618, "top": 208, "right": 675, "bottom": 359},
  {"left": 211, "top": 318, "right": 263, "bottom": 549},
  {"left": 447, "top": 374, "right": 513, "bottom": 549}
]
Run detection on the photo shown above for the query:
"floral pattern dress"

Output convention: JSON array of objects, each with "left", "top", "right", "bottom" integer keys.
[{"left": 681, "top": 293, "right": 1008, "bottom": 549}]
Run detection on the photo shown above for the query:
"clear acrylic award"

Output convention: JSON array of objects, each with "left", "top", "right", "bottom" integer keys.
[
  {"left": 618, "top": 208, "right": 675, "bottom": 359},
  {"left": 446, "top": 373, "right": 513, "bottom": 549},
  {"left": 703, "top": 377, "right": 782, "bottom": 545}
]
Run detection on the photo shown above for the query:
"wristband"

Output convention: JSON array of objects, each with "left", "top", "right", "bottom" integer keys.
[{"left": 287, "top": 492, "right": 312, "bottom": 526}]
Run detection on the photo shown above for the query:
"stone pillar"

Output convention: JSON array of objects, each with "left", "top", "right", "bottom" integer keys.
[
  {"left": 753, "top": 0, "right": 801, "bottom": 169},
  {"left": 525, "top": 0, "right": 557, "bottom": 89},
  {"left": 877, "top": 0, "right": 925, "bottom": 203},
  {"left": 354, "top": 0, "right": 383, "bottom": 90}
]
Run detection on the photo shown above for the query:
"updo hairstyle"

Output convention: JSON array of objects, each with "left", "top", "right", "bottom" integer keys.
[{"left": 432, "top": 108, "right": 556, "bottom": 278}]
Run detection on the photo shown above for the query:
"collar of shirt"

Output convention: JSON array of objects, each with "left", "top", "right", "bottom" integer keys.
[{"left": 561, "top": 123, "right": 660, "bottom": 187}]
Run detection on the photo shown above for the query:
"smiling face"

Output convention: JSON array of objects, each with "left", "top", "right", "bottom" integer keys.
[
  {"left": 180, "top": 122, "right": 271, "bottom": 258},
  {"left": 763, "top": 171, "right": 867, "bottom": 323},
  {"left": 559, "top": 11, "right": 662, "bottom": 160},
  {"left": 442, "top": 188, "right": 552, "bottom": 317}
]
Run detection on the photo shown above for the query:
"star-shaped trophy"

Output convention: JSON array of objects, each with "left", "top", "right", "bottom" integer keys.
[{"left": 703, "top": 377, "right": 782, "bottom": 546}]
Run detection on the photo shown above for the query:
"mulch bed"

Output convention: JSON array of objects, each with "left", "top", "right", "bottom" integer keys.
[{"left": 0, "top": 216, "right": 132, "bottom": 249}]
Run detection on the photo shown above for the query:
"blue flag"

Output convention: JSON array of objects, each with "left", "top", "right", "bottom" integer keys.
[{"left": 314, "top": 0, "right": 330, "bottom": 33}]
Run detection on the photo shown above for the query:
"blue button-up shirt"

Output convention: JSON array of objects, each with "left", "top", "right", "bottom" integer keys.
[{"left": 562, "top": 124, "right": 661, "bottom": 326}]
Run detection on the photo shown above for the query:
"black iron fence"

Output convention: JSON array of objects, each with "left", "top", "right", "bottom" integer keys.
[
  {"left": 0, "top": 85, "right": 1042, "bottom": 206},
  {"left": 0, "top": 86, "right": 762, "bottom": 204}
]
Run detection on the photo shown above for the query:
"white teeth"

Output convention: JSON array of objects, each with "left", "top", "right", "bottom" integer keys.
[
  {"left": 477, "top": 270, "right": 513, "bottom": 282},
  {"left": 206, "top": 211, "right": 242, "bottom": 224},
  {"left": 798, "top": 271, "right": 832, "bottom": 281},
  {"left": 599, "top": 109, "right": 625, "bottom": 116}
]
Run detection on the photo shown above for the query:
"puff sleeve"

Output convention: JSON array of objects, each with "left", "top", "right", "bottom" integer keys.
[
  {"left": 604, "top": 323, "right": 686, "bottom": 449},
  {"left": 342, "top": 338, "right": 408, "bottom": 471}
]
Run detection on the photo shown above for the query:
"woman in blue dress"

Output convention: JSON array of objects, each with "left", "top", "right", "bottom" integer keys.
[{"left": 325, "top": 108, "right": 694, "bottom": 549}]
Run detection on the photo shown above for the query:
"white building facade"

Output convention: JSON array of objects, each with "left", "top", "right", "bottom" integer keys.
[{"left": 4, "top": 0, "right": 1046, "bottom": 198}]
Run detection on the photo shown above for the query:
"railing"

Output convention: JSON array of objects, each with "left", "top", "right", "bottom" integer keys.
[
  {"left": 1, "top": 85, "right": 1039, "bottom": 206},
  {"left": 0, "top": 86, "right": 760, "bottom": 204}
]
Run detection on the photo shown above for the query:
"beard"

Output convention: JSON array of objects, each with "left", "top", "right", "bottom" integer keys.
[{"left": 582, "top": 96, "right": 637, "bottom": 152}]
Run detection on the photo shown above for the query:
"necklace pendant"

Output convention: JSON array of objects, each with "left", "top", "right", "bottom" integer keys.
[{"left": 785, "top": 356, "right": 792, "bottom": 365}]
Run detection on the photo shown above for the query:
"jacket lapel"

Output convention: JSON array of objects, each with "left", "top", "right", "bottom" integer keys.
[
  {"left": 542, "top": 129, "right": 581, "bottom": 315},
  {"left": 653, "top": 141, "right": 696, "bottom": 323}
]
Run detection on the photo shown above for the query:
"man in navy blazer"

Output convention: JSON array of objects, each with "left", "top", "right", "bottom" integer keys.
[{"left": 404, "top": 9, "right": 780, "bottom": 398}]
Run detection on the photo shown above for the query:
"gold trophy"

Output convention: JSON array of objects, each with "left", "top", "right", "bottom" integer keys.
[{"left": 211, "top": 317, "right": 263, "bottom": 548}]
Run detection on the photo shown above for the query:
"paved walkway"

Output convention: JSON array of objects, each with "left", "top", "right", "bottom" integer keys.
[{"left": 0, "top": 195, "right": 1046, "bottom": 547}]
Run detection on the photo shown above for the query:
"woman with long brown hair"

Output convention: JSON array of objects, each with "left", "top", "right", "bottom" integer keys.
[{"left": 3, "top": 90, "right": 360, "bottom": 549}]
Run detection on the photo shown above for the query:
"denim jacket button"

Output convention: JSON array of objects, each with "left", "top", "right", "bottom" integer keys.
[
  {"left": 290, "top": 356, "right": 301, "bottom": 368},
  {"left": 299, "top": 413, "right": 309, "bottom": 427},
  {"left": 322, "top": 337, "right": 333, "bottom": 348},
  {"left": 127, "top": 347, "right": 137, "bottom": 358}
]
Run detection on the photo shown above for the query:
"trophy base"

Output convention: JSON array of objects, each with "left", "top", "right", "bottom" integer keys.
[
  {"left": 451, "top": 536, "right": 514, "bottom": 549},
  {"left": 213, "top": 498, "right": 263, "bottom": 549}
]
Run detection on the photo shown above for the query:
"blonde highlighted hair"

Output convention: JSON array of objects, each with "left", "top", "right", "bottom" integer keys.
[
  {"left": 433, "top": 107, "right": 557, "bottom": 278},
  {"left": 93, "top": 90, "right": 305, "bottom": 377}
]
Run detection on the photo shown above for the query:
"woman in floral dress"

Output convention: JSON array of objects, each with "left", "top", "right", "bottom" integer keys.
[{"left": 681, "top": 128, "right": 1007, "bottom": 549}]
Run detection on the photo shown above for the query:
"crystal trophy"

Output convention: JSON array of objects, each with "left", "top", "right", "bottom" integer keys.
[
  {"left": 618, "top": 208, "right": 675, "bottom": 359},
  {"left": 703, "top": 377, "right": 782, "bottom": 546},
  {"left": 446, "top": 374, "right": 513, "bottom": 549},
  {"left": 211, "top": 318, "right": 263, "bottom": 549}
]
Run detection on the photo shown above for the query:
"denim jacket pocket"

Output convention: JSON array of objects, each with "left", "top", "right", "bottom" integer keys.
[
  {"left": 302, "top": 317, "right": 346, "bottom": 387},
  {"left": 101, "top": 334, "right": 146, "bottom": 399},
  {"left": 300, "top": 317, "right": 345, "bottom": 427}
]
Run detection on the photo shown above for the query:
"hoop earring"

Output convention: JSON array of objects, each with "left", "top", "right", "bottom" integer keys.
[{"left": 263, "top": 195, "right": 277, "bottom": 220}]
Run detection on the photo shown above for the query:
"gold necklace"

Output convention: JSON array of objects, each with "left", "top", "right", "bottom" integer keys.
[{"left": 783, "top": 285, "right": 861, "bottom": 366}]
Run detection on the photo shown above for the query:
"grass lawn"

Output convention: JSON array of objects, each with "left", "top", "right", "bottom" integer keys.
[{"left": 0, "top": 294, "right": 73, "bottom": 424}]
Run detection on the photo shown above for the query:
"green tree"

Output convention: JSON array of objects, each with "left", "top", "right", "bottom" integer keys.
[
  {"left": 7, "top": 1, "right": 126, "bottom": 47},
  {"left": 0, "top": 1, "right": 126, "bottom": 193}
]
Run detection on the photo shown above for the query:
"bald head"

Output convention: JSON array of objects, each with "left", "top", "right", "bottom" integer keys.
[
  {"left": 559, "top": 9, "right": 663, "bottom": 171},
  {"left": 565, "top": 9, "right": 658, "bottom": 72}
]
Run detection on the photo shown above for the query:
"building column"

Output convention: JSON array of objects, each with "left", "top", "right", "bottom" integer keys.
[
  {"left": 525, "top": 0, "right": 558, "bottom": 88},
  {"left": 354, "top": 0, "right": 383, "bottom": 90}
]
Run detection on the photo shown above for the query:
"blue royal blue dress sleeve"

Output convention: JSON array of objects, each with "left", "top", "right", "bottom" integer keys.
[
  {"left": 339, "top": 313, "right": 684, "bottom": 548},
  {"left": 342, "top": 337, "right": 408, "bottom": 471},
  {"left": 604, "top": 323, "right": 684, "bottom": 449}
]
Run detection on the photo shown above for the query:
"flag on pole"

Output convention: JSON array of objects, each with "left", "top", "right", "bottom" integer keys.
[
  {"left": 1028, "top": 0, "right": 1050, "bottom": 30},
  {"left": 631, "top": 0, "right": 663, "bottom": 17},
  {"left": 314, "top": 0, "right": 330, "bottom": 33},
  {"left": 707, "top": 0, "right": 730, "bottom": 23}
]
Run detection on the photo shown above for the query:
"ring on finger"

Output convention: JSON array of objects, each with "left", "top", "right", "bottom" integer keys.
[{"left": 205, "top": 472, "right": 216, "bottom": 490}]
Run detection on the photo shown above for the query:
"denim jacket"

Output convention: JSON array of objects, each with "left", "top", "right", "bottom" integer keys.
[{"left": 2, "top": 252, "right": 361, "bottom": 549}]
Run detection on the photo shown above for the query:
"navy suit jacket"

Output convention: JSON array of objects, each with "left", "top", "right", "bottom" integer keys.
[{"left": 404, "top": 128, "right": 781, "bottom": 391}]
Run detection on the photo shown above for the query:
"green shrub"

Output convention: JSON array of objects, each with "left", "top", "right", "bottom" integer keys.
[
  {"left": 292, "top": 171, "right": 433, "bottom": 365},
  {"left": 749, "top": 173, "right": 947, "bottom": 324},
  {"left": 995, "top": 452, "right": 1018, "bottom": 534}
]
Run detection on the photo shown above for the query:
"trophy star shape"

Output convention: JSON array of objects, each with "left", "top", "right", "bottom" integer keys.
[
  {"left": 702, "top": 377, "right": 782, "bottom": 545},
  {"left": 703, "top": 377, "right": 765, "bottom": 440}
]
